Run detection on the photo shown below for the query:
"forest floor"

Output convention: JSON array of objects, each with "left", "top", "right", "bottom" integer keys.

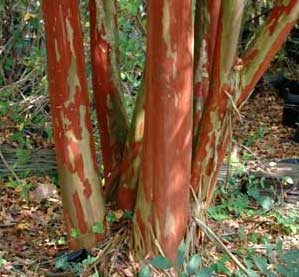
[{"left": 0, "top": 89, "right": 299, "bottom": 276}]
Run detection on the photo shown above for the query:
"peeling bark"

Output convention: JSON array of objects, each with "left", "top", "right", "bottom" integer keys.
[
  {"left": 118, "top": 83, "right": 145, "bottom": 210},
  {"left": 237, "top": 0, "right": 299, "bottom": 106},
  {"left": 89, "top": 0, "right": 128, "bottom": 196},
  {"left": 43, "top": 0, "right": 105, "bottom": 249},
  {"left": 193, "top": 0, "right": 221, "bottom": 146},
  {"left": 191, "top": 0, "right": 299, "bottom": 210},
  {"left": 191, "top": 1, "right": 245, "bottom": 206},
  {"left": 133, "top": 0, "right": 193, "bottom": 262}
]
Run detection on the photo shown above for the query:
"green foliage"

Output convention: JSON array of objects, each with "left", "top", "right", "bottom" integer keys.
[
  {"left": 92, "top": 221, "right": 104, "bottom": 234},
  {"left": 244, "top": 126, "right": 268, "bottom": 147},
  {"left": 118, "top": 0, "right": 146, "bottom": 119},
  {"left": 138, "top": 239, "right": 299, "bottom": 276},
  {"left": 55, "top": 253, "right": 99, "bottom": 274},
  {"left": 123, "top": 210, "right": 134, "bottom": 220},
  {"left": 148, "top": 256, "right": 173, "bottom": 270},
  {"left": 0, "top": 258, "right": 8, "bottom": 268},
  {"left": 274, "top": 210, "right": 299, "bottom": 235},
  {"left": 138, "top": 265, "right": 151, "bottom": 277},
  {"left": 237, "top": 241, "right": 299, "bottom": 276},
  {"left": 186, "top": 254, "right": 202, "bottom": 275},
  {"left": 106, "top": 211, "right": 117, "bottom": 223},
  {"left": 70, "top": 228, "right": 81, "bottom": 239}
]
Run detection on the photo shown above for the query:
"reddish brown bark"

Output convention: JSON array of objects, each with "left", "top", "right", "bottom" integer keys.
[
  {"left": 43, "top": 0, "right": 105, "bottom": 249},
  {"left": 237, "top": 0, "right": 299, "bottom": 106},
  {"left": 193, "top": 0, "right": 221, "bottom": 144},
  {"left": 191, "top": 1, "right": 245, "bottom": 205},
  {"left": 133, "top": 0, "right": 193, "bottom": 262},
  {"left": 118, "top": 85, "right": 145, "bottom": 210},
  {"left": 191, "top": 0, "right": 299, "bottom": 209},
  {"left": 89, "top": 0, "right": 128, "bottom": 195}
]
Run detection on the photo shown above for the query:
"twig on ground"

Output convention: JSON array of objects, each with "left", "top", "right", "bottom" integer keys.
[
  {"left": 193, "top": 216, "right": 249, "bottom": 275},
  {"left": 0, "top": 147, "right": 22, "bottom": 184}
]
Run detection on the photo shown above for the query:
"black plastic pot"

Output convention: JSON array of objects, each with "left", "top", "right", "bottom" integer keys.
[{"left": 281, "top": 80, "right": 299, "bottom": 127}]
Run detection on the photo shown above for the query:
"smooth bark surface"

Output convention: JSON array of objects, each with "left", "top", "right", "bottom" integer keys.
[
  {"left": 89, "top": 0, "right": 128, "bottom": 195},
  {"left": 193, "top": 0, "right": 221, "bottom": 145},
  {"left": 43, "top": 0, "right": 105, "bottom": 249},
  {"left": 133, "top": 0, "right": 194, "bottom": 262},
  {"left": 118, "top": 84, "right": 145, "bottom": 210},
  {"left": 191, "top": 0, "right": 299, "bottom": 210},
  {"left": 191, "top": 1, "right": 245, "bottom": 206}
]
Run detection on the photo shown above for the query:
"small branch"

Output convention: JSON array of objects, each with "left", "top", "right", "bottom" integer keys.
[
  {"left": 193, "top": 217, "right": 249, "bottom": 275},
  {"left": 0, "top": 148, "right": 22, "bottom": 184},
  {"left": 223, "top": 89, "right": 243, "bottom": 120},
  {"left": 135, "top": 13, "right": 146, "bottom": 36}
]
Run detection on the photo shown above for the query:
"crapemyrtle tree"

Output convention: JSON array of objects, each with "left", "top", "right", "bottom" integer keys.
[{"left": 42, "top": 0, "right": 299, "bottom": 263}]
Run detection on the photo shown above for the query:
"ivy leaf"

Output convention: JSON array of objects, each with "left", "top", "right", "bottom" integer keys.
[{"left": 149, "top": 256, "right": 172, "bottom": 270}]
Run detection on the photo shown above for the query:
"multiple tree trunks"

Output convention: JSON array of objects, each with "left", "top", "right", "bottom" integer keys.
[
  {"left": 191, "top": 0, "right": 246, "bottom": 207},
  {"left": 42, "top": 0, "right": 105, "bottom": 249},
  {"left": 191, "top": 0, "right": 299, "bottom": 208},
  {"left": 193, "top": 0, "right": 221, "bottom": 145},
  {"left": 133, "top": 0, "right": 193, "bottom": 262},
  {"left": 118, "top": 86, "right": 145, "bottom": 210},
  {"left": 89, "top": 0, "right": 128, "bottom": 196},
  {"left": 42, "top": 0, "right": 299, "bottom": 262}
]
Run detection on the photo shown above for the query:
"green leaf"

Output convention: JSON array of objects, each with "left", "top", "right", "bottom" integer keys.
[
  {"left": 0, "top": 102, "right": 9, "bottom": 115},
  {"left": 58, "top": 236, "right": 66, "bottom": 245},
  {"left": 92, "top": 221, "right": 104, "bottom": 234},
  {"left": 282, "top": 249, "right": 299, "bottom": 263},
  {"left": 283, "top": 176, "right": 294, "bottom": 185},
  {"left": 123, "top": 210, "right": 134, "bottom": 220},
  {"left": 6, "top": 179, "right": 19, "bottom": 189},
  {"left": 106, "top": 211, "right": 117, "bottom": 222},
  {"left": 21, "top": 182, "right": 32, "bottom": 201},
  {"left": 276, "top": 240, "right": 283, "bottom": 259},
  {"left": 138, "top": 265, "right": 151, "bottom": 277},
  {"left": 149, "top": 256, "right": 172, "bottom": 270},
  {"left": 195, "top": 266, "right": 214, "bottom": 277},
  {"left": 0, "top": 258, "right": 8, "bottom": 267},
  {"left": 176, "top": 240, "right": 186, "bottom": 267},
  {"left": 55, "top": 256, "right": 70, "bottom": 271},
  {"left": 253, "top": 255, "right": 268, "bottom": 272},
  {"left": 187, "top": 254, "right": 202, "bottom": 274},
  {"left": 258, "top": 196, "right": 274, "bottom": 210},
  {"left": 70, "top": 228, "right": 81, "bottom": 238},
  {"left": 16, "top": 148, "right": 32, "bottom": 164}
]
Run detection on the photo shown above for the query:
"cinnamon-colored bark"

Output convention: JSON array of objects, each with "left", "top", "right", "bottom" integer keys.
[
  {"left": 133, "top": 0, "right": 193, "bottom": 262},
  {"left": 43, "top": 0, "right": 105, "bottom": 249}
]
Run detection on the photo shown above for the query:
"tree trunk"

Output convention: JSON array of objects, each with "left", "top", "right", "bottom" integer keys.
[
  {"left": 191, "top": 0, "right": 245, "bottom": 208},
  {"left": 43, "top": 0, "right": 105, "bottom": 249},
  {"left": 193, "top": 0, "right": 221, "bottom": 146},
  {"left": 133, "top": 0, "right": 194, "bottom": 262},
  {"left": 118, "top": 83, "right": 145, "bottom": 210},
  {"left": 89, "top": 0, "right": 128, "bottom": 196},
  {"left": 191, "top": 0, "right": 299, "bottom": 213}
]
